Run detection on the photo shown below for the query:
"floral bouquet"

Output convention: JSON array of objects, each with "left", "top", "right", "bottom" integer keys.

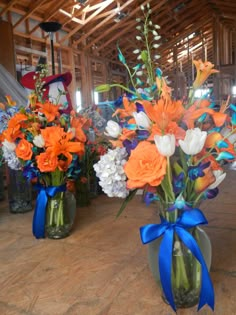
[
  {"left": 0, "top": 70, "right": 88, "bottom": 239},
  {"left": 94, "top": 4, "right": 236, "bottom": 312},
  {"left": 74, "top": 111, "right": 110, "bottom": 206}
]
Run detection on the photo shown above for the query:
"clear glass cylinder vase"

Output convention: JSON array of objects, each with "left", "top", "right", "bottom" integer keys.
[
  {"left": 147, "top": 202, "right": 212, "bottom": 309},
  {"left": 46, "top": 190, "right": 76, "bottom": 239},
  {"left": 0, "top": 165, "right": 5, "bottom": 201},
  {"left": 6, "top": 167, "right": 32, "bottom": 213}
]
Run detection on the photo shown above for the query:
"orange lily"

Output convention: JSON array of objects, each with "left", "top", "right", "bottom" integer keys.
[
  {"left": 113, "top": 96, "right": 136, "bottom": 118},
  {"left": 193, "top": 59, "right": 219, "bottom": 89},
  {"left": 37, "top": 101, "right": 60, "bottom": 122}
]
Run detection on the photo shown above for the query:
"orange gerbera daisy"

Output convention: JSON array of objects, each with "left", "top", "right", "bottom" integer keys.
[{"left": 37, "top": 101, "right": 60, "bottom": 122}]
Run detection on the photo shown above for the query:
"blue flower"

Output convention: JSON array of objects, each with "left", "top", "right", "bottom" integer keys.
[
  {"left": 143, "top": 192, "right": 159, "bottom": 206},
  {"left": 173, "top": 172, "right": 185, "bottom": 195},
  {"left": 123, "top": 139, "right": 138, "bottom": 155},
  {"left": 188, "top": 161, "right": 210, "bottom": 180}
]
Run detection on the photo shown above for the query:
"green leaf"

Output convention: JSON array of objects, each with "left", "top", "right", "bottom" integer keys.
[
  {"left": 116, "top": 189, "right": 138, "bottom": 218},
  {"left": 95, "top": 84, "right": 111, "bottom": 93}
]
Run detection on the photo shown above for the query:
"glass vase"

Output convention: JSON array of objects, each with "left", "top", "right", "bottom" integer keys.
[
  {"left": 147, "top": 202, "right": 212, "bottom": 309},
  {"left": 0, "top": 165, "right": 5, "bottom": 201},
  {"left": 46, "top": 190, "right": 76, "bottom": 239},
  {"left": 6, "top": 167, "right": 32, "bottom": 213}
]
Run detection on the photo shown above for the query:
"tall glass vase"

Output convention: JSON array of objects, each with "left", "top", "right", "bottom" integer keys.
[
  {"left": 6, "top": 167, "right": 32, "bottom": 213},
  {"left": 147, "top": 202, "right": 212, "bottom": 309},
  {"left": 0, "top": 165, "right": 5, "bottom": 201},
  {"left": 46, "top": 190, "right": 76, "bottom": 239}
]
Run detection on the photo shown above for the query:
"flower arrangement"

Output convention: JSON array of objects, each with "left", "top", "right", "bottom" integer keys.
[
  {"left": 94, "top": 4, "right": 236, "bottom": 312},
  {"left": 0, "top": 68, "right": 88, "bottom": 238},
  {"left": 74, "top": 110, "right": 110, "bottom": 205}
]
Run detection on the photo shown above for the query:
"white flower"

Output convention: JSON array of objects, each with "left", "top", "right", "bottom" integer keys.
[
  {"left": 2, "top": 139, "right": 16, "bottom": 152},
  {"left": 33, "top": 135, "right": 45, "bottom": 148},
  {"left": 179, "top": 128, "right": 207, "bottom": 155},
  {"left": 154, "top": 134, "right": 175, "bottom": 157},
  {"left": 133, "top": 112, "right": 151, "bottom": 129},
  {"left": 208, "top": 170, "right": 226, "bottom": 189},
  {"left": 2, "top": 145, "right": 21, "bottom": 170},
  {"left": 93, "top": 147, "right": 129, "bottom": 198},
  {"left": 104, "top": 120, "right": 122, "bottom": 138},
  {"left": 230, "top": 161, "right": 236, "bottom": 170}
]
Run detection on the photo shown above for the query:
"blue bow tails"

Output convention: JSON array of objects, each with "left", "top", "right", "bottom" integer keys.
[
  {"left": 32, "top": 184, "right": 66, "bottom": 239},
  {"left": 140, "top": 208, "right": 214, "bottom": 312}
]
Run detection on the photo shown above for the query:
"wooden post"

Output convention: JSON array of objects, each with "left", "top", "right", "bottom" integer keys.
[
  {"left": 80, "top": 52, "right": 93, "bottom": 106},
  {"left": 0, "top": 20, "right": 16, "bottom": 78}
]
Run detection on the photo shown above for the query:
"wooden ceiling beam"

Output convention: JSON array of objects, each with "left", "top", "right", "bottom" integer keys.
[
  {"left": 29, "top": 0, "right": 65, "bottom": 35},
  {"left": 83, "top": 0, "right": 167, "bottom": 51},
  {"left": 74, "top": 0, "right": 135, "bottom": 46},
  {"left": 13, "top": 0, "right": 48, "bottom": 29},
  {"left": 59, "top": 0, "right": 115, "bottom": 44},
  {"left": 0, "top": 0, "right": 17, "bottom": 17}
]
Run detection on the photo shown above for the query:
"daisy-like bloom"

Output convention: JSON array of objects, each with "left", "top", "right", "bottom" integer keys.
[
  {"left": 36, "top": 100, "right": 60, "bottom": 122},
  {"left": 193, "top": 59, "right": 219, "bottom": 90}
]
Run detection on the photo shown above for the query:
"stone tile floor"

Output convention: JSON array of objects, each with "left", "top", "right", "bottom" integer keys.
[{"left": 0, "top": 169, "right": 235, "bottom": 315}]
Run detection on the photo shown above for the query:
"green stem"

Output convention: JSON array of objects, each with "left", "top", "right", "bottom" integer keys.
[
  {"left": 192, "top": 228, "right": 201, "bottom": 289},
  {"left": 174, "top": 234, "right": 190, "bottom": 290}
]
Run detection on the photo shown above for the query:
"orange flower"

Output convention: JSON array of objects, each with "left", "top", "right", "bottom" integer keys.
[
  {"left": 194, "top": 167, "right": 215, "bottom": 193},
  {"left": 124, "top": 141, "right": 166, "bottom": 189},
  {"left": 5, "top": 95, "right": 16, "bottom": 106},
  {"left": 70, "top": 116, "right": 87, "bottom": 142},
  {"left": 36, "top": 152, "right": 58, "bottom": 172},
  {"left": 15, "top": 139, "right": 33, "bottom": 161},
  {"left": 113, "top": 96, "right": 136, "bottom": 118},
  {"left": 193, "top": 59, "right": 219, "bottom": 89},
  {"left": 37, "top": 101, "right": 60, "bottom": 122},
  {"left": 3, "top": 127, "right": 23, "bottom": 142},
  {"left": 41, "top": 126, "right": 68, "bottom": 147},
  {"left": 8, "top": 113, "right": 28, "bottom": 129}
]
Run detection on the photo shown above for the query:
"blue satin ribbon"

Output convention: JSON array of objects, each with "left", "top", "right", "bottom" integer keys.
[
  {"left": 32, "top": 184, "right": 66, "bottom": 239},
  {"left": 140, "top": 209, "right": 214, "bottom": 312}
]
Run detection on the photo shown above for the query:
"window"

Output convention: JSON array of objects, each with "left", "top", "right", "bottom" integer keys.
[{"left": 76, "top": 90, "right": 82, "bottom": 112}]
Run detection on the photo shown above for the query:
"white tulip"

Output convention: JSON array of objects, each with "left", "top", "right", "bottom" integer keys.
[
  {"left": 105, "top": 120, "right": 122, "bottom": 138},
  {"left": 33, "top": 135, "right": 45, "bottom": 148},
  {"left": 208, "top": 170, "right": 226, "bottom": 189},
  {"left": 179, "top": 128, "right": 207, "bottom": 155},
  {"left": 133, "top": 112, "right": 151, "bottom": 129},
  {"left": 2, "top": 139, "right": 16, "bottom": 152},
  {"left": 154, "top": 134, "right": 176, "bottom": 157}
]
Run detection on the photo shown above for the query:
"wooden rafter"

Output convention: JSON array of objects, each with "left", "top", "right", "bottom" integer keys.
[
  {"left": 0, "top": 0, "right": 17, "bottom": 17},
  {"left": 13, "top": 0, "right": 48, "bottom": 29},
  {"left": 29, "top": 0, "right": 65, "bottom": 35},
  {"left": 58, "top": 0, "right": 115, "bottom": 44},
  {"left": 74, "top": 0, "right": 136, "bottom": 46}
]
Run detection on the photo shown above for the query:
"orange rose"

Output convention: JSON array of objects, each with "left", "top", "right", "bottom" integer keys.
[
  {"left": 36, "top": 152, "right": 58, "bottom": 172},
  {"left": 124, "top": 141, "right": 167, "bottom": 189},
  {"left": 15, "top": 139, "right": 33, "bottom": 161}
]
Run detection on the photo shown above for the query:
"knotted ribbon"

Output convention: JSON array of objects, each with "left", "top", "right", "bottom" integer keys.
[
  {"left": 140, "top": 208, "right": 214, "bottom": 312},
  {"left": 32, "top": 184, "right": 66, "bottom": 239}
]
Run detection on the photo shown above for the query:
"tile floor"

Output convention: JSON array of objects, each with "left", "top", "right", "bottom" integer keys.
[{"left": 0, "top": 169, "right": 235, "bottom": 315}]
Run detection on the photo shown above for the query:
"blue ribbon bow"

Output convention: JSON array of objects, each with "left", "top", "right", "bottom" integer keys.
[
  {"left": 140, "top": 209, "right": 214, "bottom": 312},
  {"left": 32, "top": 184, "right": 66, "bottom": 239}
]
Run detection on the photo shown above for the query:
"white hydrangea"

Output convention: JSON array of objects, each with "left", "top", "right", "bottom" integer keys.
[
  {"left": 2, "top": 145, "right": 21, "bottom": 170},
  {"left": 93, "top": 147, "right": 129, "bottom": 198}
]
